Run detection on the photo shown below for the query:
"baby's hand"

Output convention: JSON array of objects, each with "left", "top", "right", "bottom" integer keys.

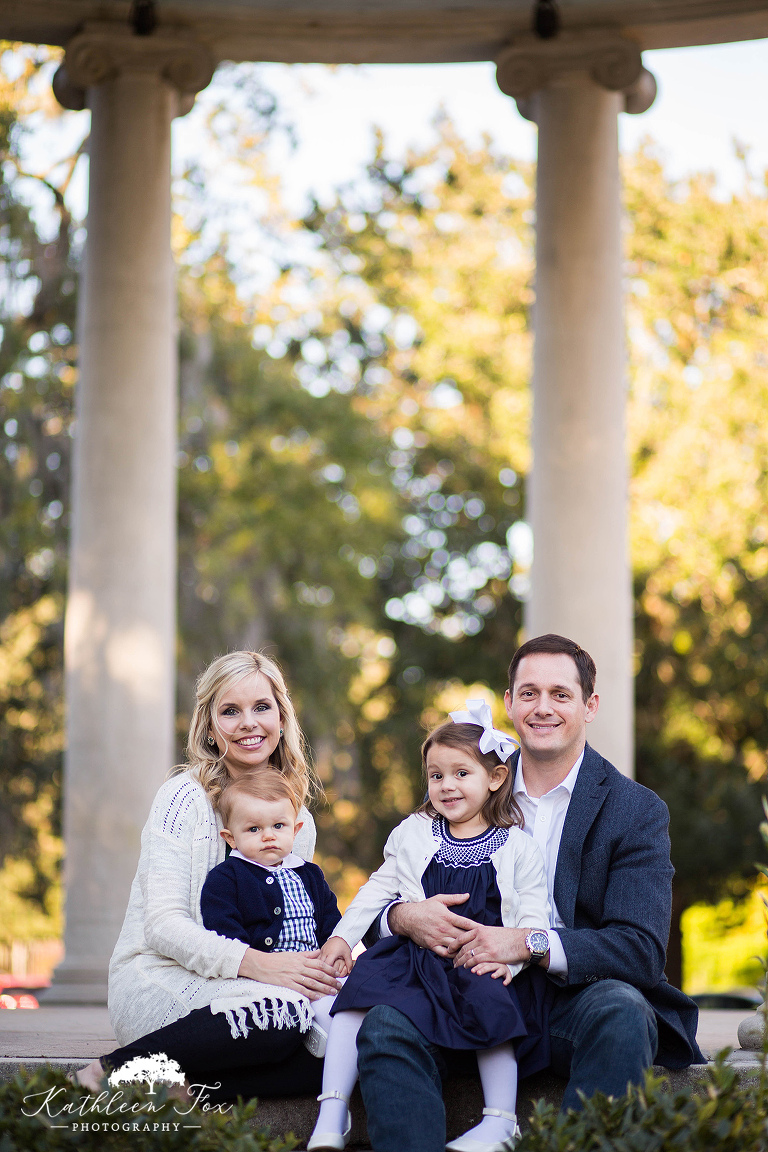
[
  {"left": 471, "top": 960, "right": 512, "bottom": 986},
  {"left": 319, "top": 936, "right": 353, "bottom": 977}
]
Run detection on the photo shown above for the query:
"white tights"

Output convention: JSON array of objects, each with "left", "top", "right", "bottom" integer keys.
[
  {"left": 312, "top": 1007, "right": 366, "bottom": 1136},
  {"left": 310, "top": 1006, "right": 519, "bottom": 1143},
  {"left": 464, "top": 1043, "right": 519, "bottom": 1142}
]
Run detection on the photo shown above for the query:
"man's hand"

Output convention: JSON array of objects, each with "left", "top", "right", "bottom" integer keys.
[
  {"left": 453, "top": 925, "right": 548, "bottom": 970},
  {"left": 319, "top": 935, "right": 354, "bottom": 977},
  {"left": 388, "top": 894, "right": 477, "bottom": 955}
]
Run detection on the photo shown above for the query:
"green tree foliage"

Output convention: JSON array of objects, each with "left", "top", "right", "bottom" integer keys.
[
  {"left": 0, "top": 47, "right": 79, "bottom": 938},
  {"left": 174, "top": 243, "right": 405, "bottom": 896},
  {"left": 0, "top": 1068, "right": 298, "bottom": 1150},
  {"left": 517, "top": 1057, "right": 768, "bottom": 1151},
  {"left": 296, "top": 127, "right": 768, "bottom": 979},
  {"left": 1, "top": 54, "right": 767, "bottom": 984},
  {"left": 626, "top": 146, "right": 768, "bottom": 981}
]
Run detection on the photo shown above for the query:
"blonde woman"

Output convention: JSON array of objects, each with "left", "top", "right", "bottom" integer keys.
[{"left": 73, "top": 651, "right": 339, "bottom": 1101}]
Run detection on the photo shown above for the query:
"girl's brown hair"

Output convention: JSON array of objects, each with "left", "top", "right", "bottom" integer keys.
[{"left": 418, "top": 721, "right": 523, "bottom": 830}]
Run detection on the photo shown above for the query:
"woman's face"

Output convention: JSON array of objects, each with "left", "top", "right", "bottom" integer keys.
[{"left": 212, "top": 671, "right": 282, "bottom": 779}]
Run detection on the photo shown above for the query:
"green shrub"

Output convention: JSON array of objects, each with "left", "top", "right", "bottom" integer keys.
[
  {"left": 517, "top": 1053, "right": 768, "bottom": 1152},
  {"left": 0, "top": 1068, "right": 297, "bottom": 1151}
]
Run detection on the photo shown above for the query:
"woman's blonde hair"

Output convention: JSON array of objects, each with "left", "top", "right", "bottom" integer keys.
[{"left": 171, "top": 651, "right": 318, "bottom": 810}]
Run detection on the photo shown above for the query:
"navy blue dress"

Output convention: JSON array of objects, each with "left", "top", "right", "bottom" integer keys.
[{"left": 332, "top": 817, "right": 553, "bottom": 1078}]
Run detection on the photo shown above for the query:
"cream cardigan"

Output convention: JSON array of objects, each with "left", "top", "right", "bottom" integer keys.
[
  {"left": 108, "top": 772, "right": 316, "bottom": 1046},
  {"left": 332, "top": 812, "right": 549, "bottom": 979}
]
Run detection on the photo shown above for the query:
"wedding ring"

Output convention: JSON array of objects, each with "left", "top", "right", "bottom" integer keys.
[{"left": 470, "top": 949, "right": 475, "bottom": 957}]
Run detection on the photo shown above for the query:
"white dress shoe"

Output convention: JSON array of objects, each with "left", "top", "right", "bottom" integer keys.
[
  {"left": 306, "top": 1090, "right": 352, "bottom": 1151},
  {"left": 302, "top": 1019, "right": 329, "bottom": 1058},
  {"left": 445, "top": 1108, "right": 521, "bottom": 1152}
]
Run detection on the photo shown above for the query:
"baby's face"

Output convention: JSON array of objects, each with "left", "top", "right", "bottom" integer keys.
[{"left": 221, "top": 796, "right": 300, "bottom": 866}]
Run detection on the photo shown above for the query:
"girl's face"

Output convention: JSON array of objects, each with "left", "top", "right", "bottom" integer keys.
[
  {"left": 425, "top": 743, "right": 507, "bottom": 838},
  {"left": 212, "top": 671, "right": 282, "bottom": 779}
]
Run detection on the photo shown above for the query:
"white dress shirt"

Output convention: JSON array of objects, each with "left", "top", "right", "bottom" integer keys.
[{"left": 512, "top": 748, "right": 585, "bottom": 979}]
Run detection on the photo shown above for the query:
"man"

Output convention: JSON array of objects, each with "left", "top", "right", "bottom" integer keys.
[{"left": 356, "top": 634, "right": 704, "bottom": 1152}]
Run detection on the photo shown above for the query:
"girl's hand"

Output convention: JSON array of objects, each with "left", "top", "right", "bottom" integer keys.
[
  {"left": 237, "top": 947, "right": 341, "bottom": 1000},
  {"left": 471, "top": 960, "right": 513, "bottom": 986},
  {"left": 319, "top": 935, "right": 354, "bottom": 977}
]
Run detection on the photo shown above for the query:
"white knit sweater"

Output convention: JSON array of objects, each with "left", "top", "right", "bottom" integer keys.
[{"left": 108, "top": 772, "right": 316, "bottom": 1046}]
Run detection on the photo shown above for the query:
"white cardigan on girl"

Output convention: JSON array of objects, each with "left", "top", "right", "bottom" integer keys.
[
  {"left": 332, "top": 812, "right": 550, "bottom": 979},
  {"left": 108, "top": 772, "right": 316, "bottom": 1046}
]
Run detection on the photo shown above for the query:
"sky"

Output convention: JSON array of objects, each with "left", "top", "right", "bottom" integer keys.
[
  {"left": 15, "top": 36, "right": 768, "bottom": 245},
  {"left": 172, "top": 37, "right": 768, "bottom": 213}
]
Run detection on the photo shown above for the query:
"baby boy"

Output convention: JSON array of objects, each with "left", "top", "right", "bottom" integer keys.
[{"left": 200, "top": 773, "right": 345, "bottom": 1054}]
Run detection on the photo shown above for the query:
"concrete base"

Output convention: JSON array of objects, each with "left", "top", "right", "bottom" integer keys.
[
  {"left": 0, "top": 1057, "right": 763, "bottom": 1148},
  {"left": 0, "top": 1007, "right": 762, "bottom": 1148},
  {"left": 37, "top": 982, "right": 109, "bottom": 1006}
]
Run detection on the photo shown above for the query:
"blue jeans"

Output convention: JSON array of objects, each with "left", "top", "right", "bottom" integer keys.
[
  {"left": 356, "top": 981, "right": 658, "bottom": 1152},
  {"left": 548, "top": 979, "right": 658, "bottom": 1113},
  {"left": 357, "top": 1005, "right": 449, "bottom": 1152}
]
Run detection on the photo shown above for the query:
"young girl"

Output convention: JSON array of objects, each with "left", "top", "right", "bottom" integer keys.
[{"left": 307, "top": 703, "right": 552, "bottom": 1152}]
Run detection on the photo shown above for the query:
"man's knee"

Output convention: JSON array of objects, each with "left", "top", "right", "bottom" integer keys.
[
  {"left": 581, "top": 981, "right": 658, "bottom": 1050},
  {"left": 357, "top": 1006, "right": 429, "bottom": 1063},
  {"left": 357, "top": 1006, "right": 443, "bottom": 1098},
  {"left": 592, "top": 981, "right": 656, "bottom": 1024},
  {"left": 552, "top": 982, "right": 658, "bottom": 1112}
]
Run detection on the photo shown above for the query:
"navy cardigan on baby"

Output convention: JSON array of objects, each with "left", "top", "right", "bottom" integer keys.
[{"left": 200, "top": 856, "right": 342, "bottom": 952}]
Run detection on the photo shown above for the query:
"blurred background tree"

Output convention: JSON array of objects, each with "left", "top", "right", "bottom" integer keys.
[
  {"left": 0, "top": 47, "right": 78, "bottom": 943},
  {"left": 0, "top": 50, "right": 766, "bottom": 988}
]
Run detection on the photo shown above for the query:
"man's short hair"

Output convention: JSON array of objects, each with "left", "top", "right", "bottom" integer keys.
[{"left": 508, "top": 634, "right": 596, "bottom": 702}]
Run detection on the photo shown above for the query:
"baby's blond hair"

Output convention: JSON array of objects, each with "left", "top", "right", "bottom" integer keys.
[{"left": 218, "top": 772, "right": 301, "bottom": 829}]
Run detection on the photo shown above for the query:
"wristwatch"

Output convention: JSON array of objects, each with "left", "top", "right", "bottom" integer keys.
[{"left": 525, "top": 929, "right": 550, "bottom": 962}]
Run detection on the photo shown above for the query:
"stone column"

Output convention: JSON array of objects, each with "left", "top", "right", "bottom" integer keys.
[
  {"left": 497, "top": 34, "right": 655, "bottom": 775},
  {"left": 46, "top": 25, "right": 213, "bottom": 1003}
]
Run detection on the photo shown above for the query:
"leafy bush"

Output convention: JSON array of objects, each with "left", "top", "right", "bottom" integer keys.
[
  {"left": 517, "top": 1054, "right": 767, "bottom": 1152},
  {"left": 0, "top": 1068, "right": 296, "bottom": 1151}
]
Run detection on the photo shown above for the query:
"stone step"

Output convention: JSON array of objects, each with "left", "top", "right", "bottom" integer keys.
[{"left": 1, "top": 1054, "right": 762, "bottom": 1149}]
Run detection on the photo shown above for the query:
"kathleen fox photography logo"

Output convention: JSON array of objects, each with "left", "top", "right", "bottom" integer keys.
[{"left": 21, "top": 1053, "right": 232, "bottom": 1132}]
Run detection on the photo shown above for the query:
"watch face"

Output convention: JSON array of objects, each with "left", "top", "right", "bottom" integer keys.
[{"left": 528, "top": 931, "right": 549, "bottom": 955}]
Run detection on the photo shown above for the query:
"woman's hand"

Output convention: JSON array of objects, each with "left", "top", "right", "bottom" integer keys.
[
  {"left": 319, "top": 935, "right": 354, "bottom": 977},
  {"left": 237, "top": 947, "right": 342, "bottom": 1000}
]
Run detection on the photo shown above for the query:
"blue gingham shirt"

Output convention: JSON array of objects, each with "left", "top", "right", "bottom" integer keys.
[
  {"left": 273, "top": 865, "right": 319, "bottom": 952},
  {"left": 228, "top": 849, "right": 318, "bottom": 952}
]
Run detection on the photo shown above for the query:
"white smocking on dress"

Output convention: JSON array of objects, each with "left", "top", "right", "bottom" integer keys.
[{"left": 108, "top": 771, "right": 316, "bottom": 1046}]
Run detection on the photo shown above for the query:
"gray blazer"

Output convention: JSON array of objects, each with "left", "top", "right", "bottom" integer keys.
[{"left": 540, "top": 742, "right": 704, "bottom": 1067}]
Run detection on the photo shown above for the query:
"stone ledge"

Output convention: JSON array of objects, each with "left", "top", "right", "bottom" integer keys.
[{"left": 1, "top": 1056, "right": 763, "bottom": 1149}]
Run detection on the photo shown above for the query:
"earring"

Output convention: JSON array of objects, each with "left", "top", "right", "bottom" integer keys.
[
  {"left": 207, "top": 735, "right": 215, "bottom": 746},
  {"left": 280, "top": 729, "right": 284, "bottom": 736}
]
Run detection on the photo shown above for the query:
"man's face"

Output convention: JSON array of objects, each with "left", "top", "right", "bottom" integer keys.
[{"left": 504, "top": 652, "right": 598, "bottom": 764}]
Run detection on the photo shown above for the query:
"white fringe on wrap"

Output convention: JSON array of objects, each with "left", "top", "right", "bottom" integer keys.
[{"left": 209, "top": 984, "right": 313, "bottom": 1040}]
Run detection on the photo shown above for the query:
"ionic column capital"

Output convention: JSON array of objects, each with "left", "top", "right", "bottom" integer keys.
[
  {"left": 53, "top": 22, "right": 215, "bottom": 112},
  {"left": 496, "top": 30, "right": 656, "bottom": 117}
]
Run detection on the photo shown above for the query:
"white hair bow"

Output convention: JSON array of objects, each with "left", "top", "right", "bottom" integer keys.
[{"left": 448, "top": 699, "right": 519, "bottom": 762}]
